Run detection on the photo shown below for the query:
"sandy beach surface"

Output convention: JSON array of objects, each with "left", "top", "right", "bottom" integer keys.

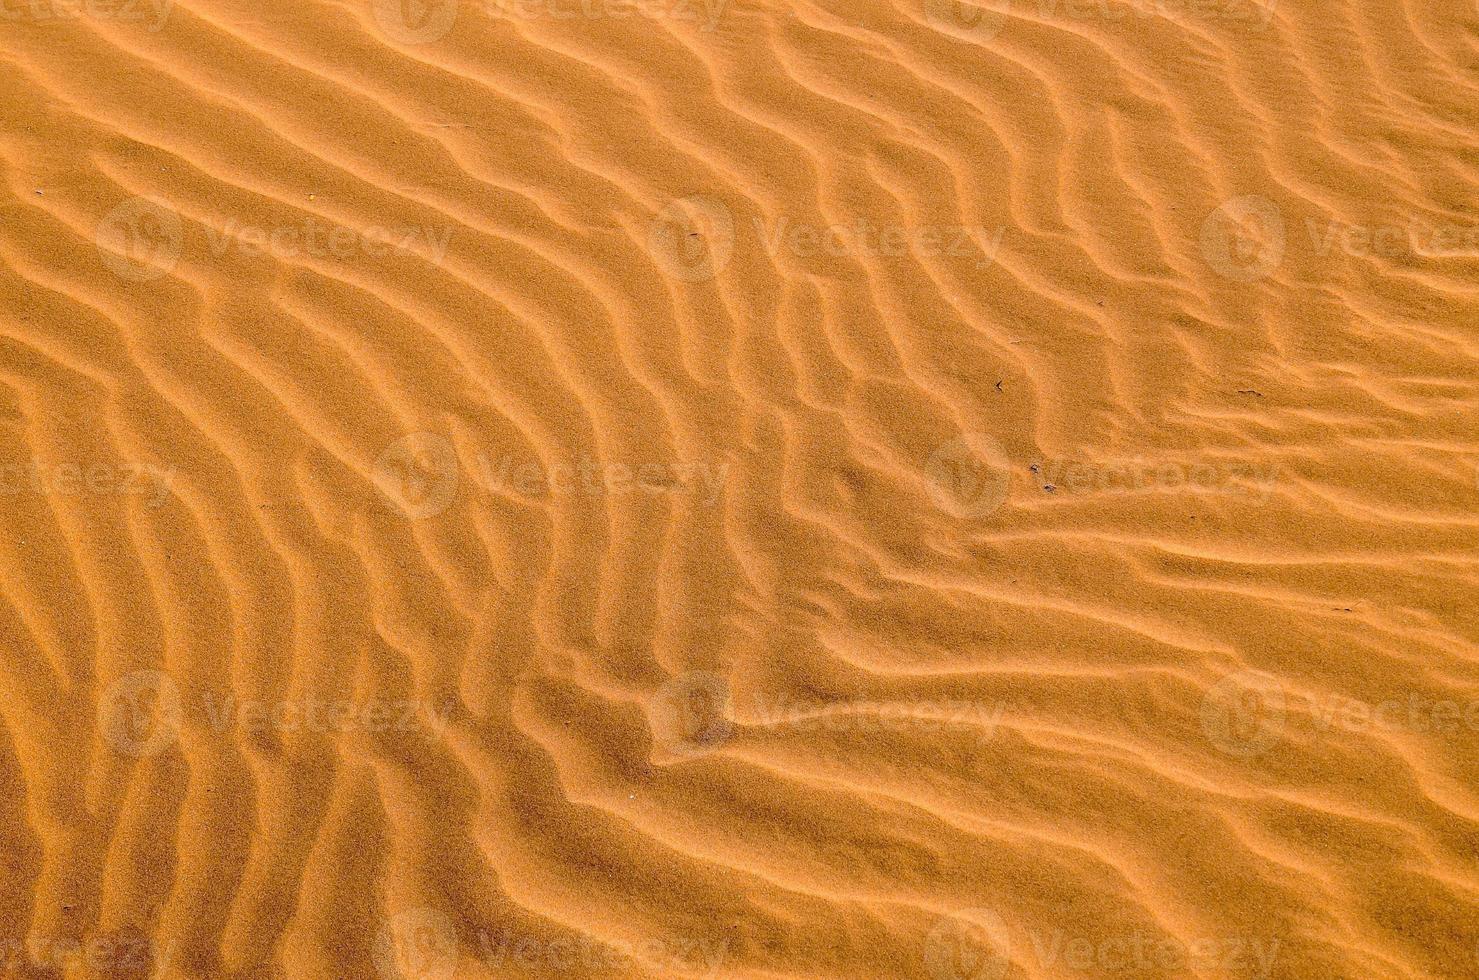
[{"left": 0, "top": 0, "right": 1476, "bottom": 977}]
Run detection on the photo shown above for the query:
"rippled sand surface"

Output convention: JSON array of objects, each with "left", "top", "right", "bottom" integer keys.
[{"left": 1, "top": 0, "right": 1476, "bottom": 977}]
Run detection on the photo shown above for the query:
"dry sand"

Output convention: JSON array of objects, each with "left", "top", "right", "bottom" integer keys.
[{"left": 0, "top": 0, "right": 1477, "bottom": 976}]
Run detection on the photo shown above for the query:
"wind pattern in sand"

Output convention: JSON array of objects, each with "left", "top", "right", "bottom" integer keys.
[{"left": 0, "top": 0, "right": 1476, "bottom": 976}]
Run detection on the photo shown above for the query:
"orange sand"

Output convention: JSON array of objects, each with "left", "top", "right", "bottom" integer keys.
[{"left": 0, "top": 0, "right": 1477, "bottom": 977}]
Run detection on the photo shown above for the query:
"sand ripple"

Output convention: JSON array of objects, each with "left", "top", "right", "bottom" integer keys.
[{"left": 0, "top": 0, "right": 1476, "bottom": 976}]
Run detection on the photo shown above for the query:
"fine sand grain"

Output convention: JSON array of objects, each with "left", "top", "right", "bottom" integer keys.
[{"left": 0, "top": 0, "right": 1477, "bottom": 977}]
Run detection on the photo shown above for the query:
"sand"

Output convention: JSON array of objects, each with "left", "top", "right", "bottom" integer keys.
[{"left": 0, "top": 0, "right": 1476, "bottom": 976}]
